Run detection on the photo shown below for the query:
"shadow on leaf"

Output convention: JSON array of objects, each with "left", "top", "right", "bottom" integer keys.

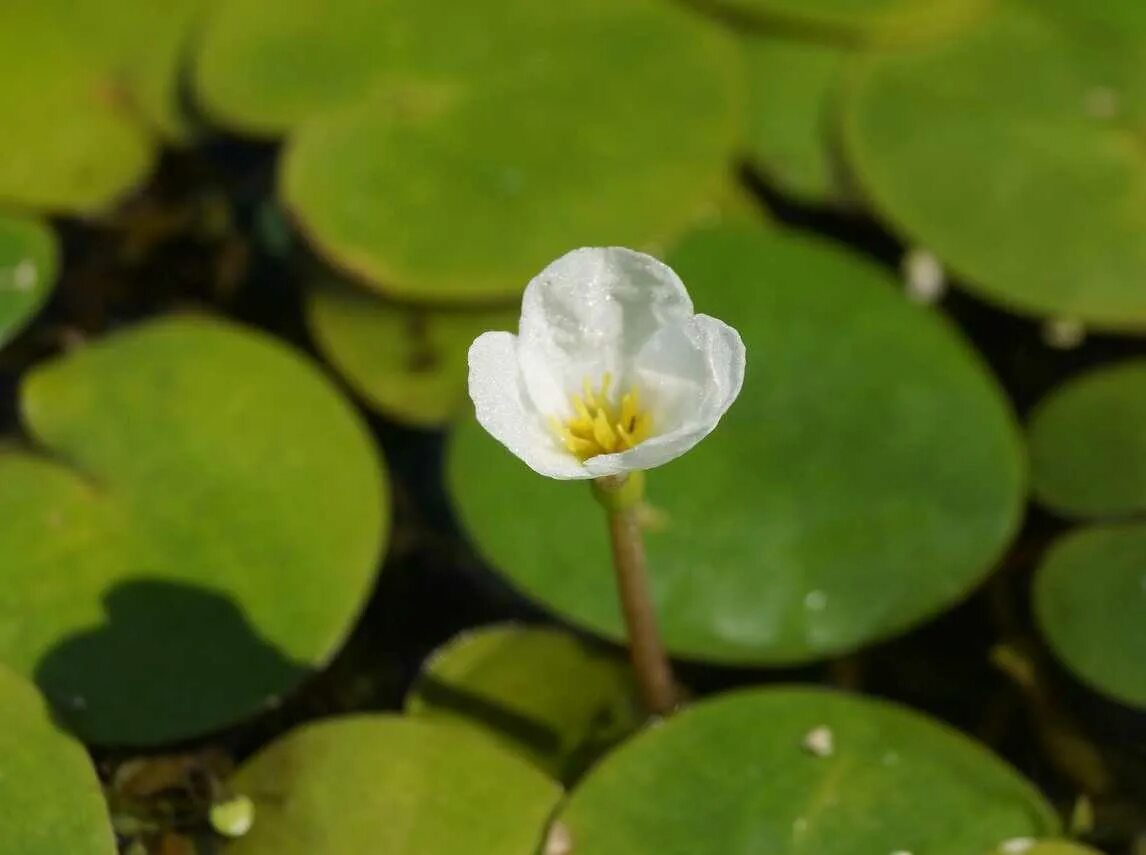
[{"left": 35, "top": 578, "right": 308, "bottom": 746}]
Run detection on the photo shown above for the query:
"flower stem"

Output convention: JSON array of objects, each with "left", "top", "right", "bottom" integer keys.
[{"left": 594, "top": 474, "right": 678, "bottom": 717}]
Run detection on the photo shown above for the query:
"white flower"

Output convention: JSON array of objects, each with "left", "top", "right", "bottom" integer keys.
[{"left": 467, "top": 247, "right": 745, "bottom": 480}]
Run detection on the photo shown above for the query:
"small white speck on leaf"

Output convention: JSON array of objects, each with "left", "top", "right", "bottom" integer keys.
[
  {"left": 901, "top": 248, "right": 946, "bottom": 304},
  {"left": 545, "top": 822, "right": 573, "bottom": 855},
  {"left": 881, "top": 751, "right": 900, "bottom": 767},
  {"left": 70, "top": 695, "right": 87, "bottom": 710},
  {"left": 1043, "top": 317, "right": 1085, "bottom": 350},
  {"left": 12, "top": 259, "right": 37, "bottom": 292},
  {"left": 999, "top": 838, "right": 1036, "bottom": 854},
  {"left": 792, "top": 817, "right": 808, "bottom": 834},
  {"left": 804, "top": 590, "right": 827, "bottom": 611},
  {"left": 802, "top": 725, "right": 834, "bottom": 757},
  {"left": 890, "top": 850, "right": 914, "bottom": 855}
]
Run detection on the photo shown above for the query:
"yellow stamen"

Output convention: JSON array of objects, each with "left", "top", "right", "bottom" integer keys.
[
  {"left": 549, "top": 374, "right": 653, "bottom": 460},
  {"left": 593, "top": 410, "right": 617, "bottom": 452}
]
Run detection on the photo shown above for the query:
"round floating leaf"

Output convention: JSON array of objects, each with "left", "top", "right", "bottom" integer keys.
[
  {"left": 262, "top": 0, "right": 738, "bottom": 302},
  {"left": 306, "top": 279, "right": 515, "bottom": 427},
  {"left": 844, "top": 1, "right": 1146, "bottom": 330},
  {"left": 0, "top": 214, "right": 57, "bottom": 347},
  {"left": 0, "top": 666, "right": 116, "bottom": 854},
  {"left": 406, "top": 624, "right": 642, "bottom": 778},
  {"left": 1029, "top": 361, "right": 1146, "bottom": 519},
  {"left": 558, "top": 687, "right": 1058, "bottom": 854},
  {"left": 0, "top": 316, "right": 388, "bottom": 744},
  {"left": 0, "top": 2, "right": 155, "bottom": 212},
  {"left": 450, "top": 225, "right": 1023, "bottom": 664},
  {"left": 696, "top": 0, "right": 988, "bottom": 44},
  {"left": 1034, "top": 522, "right": 1146, "bottom": 709},
  {"left": 229, "top": 715, "right": 561, "bottom": 855},
  {"left": 742, "top": 38, "right": 848, "bottom": 204}
]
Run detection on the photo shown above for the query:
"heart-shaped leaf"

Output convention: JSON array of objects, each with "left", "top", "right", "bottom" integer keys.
[
  {"left": 450, "top": 224, "right": 1023, "bottom": 664},
  {"left": 557, "top": 687, "right": 1058, "bottom": 854},
  {"left": 229, "top": 715, "right": 562, "bottom": 855},
  {"left": 0, "top": 316, "right": 388, "bottom": 744},
  {"left": 0, "top": 665, "right": 116, "bottom": 854}
]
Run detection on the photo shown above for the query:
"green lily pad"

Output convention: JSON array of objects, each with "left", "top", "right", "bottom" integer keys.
[
  {"left": 406, "top": 624, "right": 642, "bottom": 779},
  {"left": 1034, "top": 522, "right": 1146, "bottom": 709},
  {"left": 0, "top": 2, "right": 155, "bottom": 212},
  {"left": 0, "top": 0, "right": 207, "bottom": 207},
  {"left": 742, "top": 38, "right": 849, "bottom": 205},
  {"left": 229, "top": 715, "right": 562, "bottom": 855},
  {"left": 255, "top": 0, "right": 737, "bottom": 302},
  {"left": 0, "top": 665, "right": 116, "bottom": 854},
  {"left": 557, "top": 687, "right": 1058, "bottom": 854},
  {"left": 0, "top": 214, "right": 57, "bottom": 347},
  {"left": 1028, "top": 361, "right": 1146, "bottom": 519},
  {"left": 94, "top": 0, "right": 210, "bottom": 141},
  {"left": 195, "top": 0, "right": 404, "bottom": 136},
  {"left": 449, "top": 224, "right": 1023, "bottom": 664},
  {"left": 696, "top": 0, "right": 988, "bottom": 44},
  {"left": 844, "top": 1, "right": 1146, "bottom": 330},
  {"left": 306, "top": 279, "right": 516, "bottom": 427},
  {"left": 0, "top": 316, "right": 387, "bottom": 744}
]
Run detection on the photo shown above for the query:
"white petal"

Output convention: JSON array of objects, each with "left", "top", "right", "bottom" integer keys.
[
  {"left": 583, "top": 314, "right": 745, "bottom": 476},
  {"left": 517, "top": 247, "right": 693, "bottom": 415},
  {"left": 467, "top": 331, "right": 591, "bottom": 480}
]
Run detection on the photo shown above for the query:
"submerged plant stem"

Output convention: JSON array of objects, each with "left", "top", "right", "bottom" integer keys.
[{"left": 596, "top": 475, "right": 678, "bottom": 717}]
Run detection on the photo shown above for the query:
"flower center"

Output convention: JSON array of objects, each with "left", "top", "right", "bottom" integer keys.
[{"left": 549, "top": 373, "right": 653, "bottom": 460}]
